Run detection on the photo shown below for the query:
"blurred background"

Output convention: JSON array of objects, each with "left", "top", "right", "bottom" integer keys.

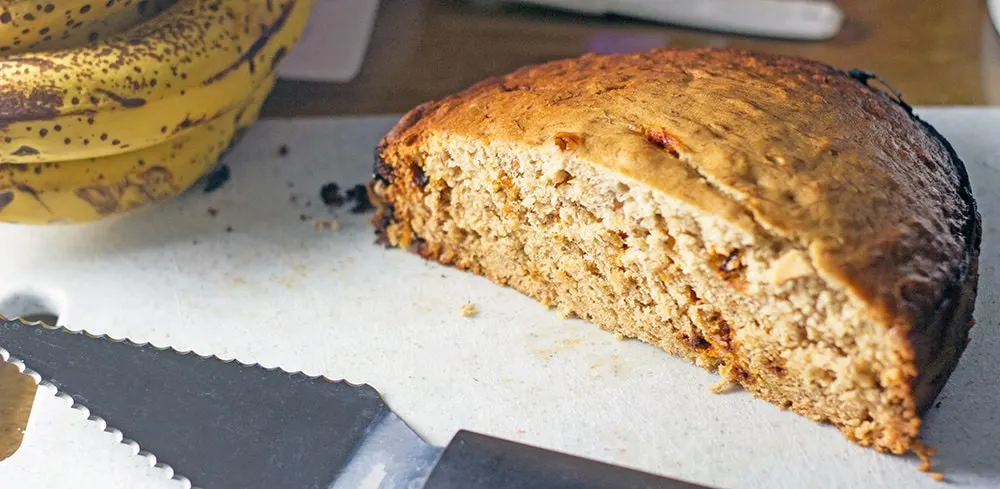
[{"left": 264, "top": 0, "right": 1000, "bottom": 117}]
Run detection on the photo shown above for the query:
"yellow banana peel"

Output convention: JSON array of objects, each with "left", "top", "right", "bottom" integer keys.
[
  {"left": 0, "top": 0, "right": 314, "bottom": 224},
  {"left": 0, "top": 0, "right": 312, "bottom": 163},
  {"left": 0, "top": 75, "right": 275, "bottom": 224},
  {"left": 0, "top": 0, "right": 176, "bottom": 55}
]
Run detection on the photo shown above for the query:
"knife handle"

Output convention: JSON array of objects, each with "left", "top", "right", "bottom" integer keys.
[{"left": 422, "top": 430, "right": 714, "bottom": 489}]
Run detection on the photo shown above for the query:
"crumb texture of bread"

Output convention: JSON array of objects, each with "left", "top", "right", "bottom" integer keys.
[{"left": 370, "top": 48, "right": 981, "bottom": 455}]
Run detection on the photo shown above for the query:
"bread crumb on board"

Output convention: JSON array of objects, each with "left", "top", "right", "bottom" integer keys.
[
  {"left": 709, "top": 378, "right": 737, "bottom": 394},
  {"left": 203, "top": 164, "right": 230, "bottom": 193},
  {"left": 320, "top": 182, "right": 375, "bottom": 214},
  {"left": 460, "top": 303, "right": 479, "bottom": 318},
  {"left": 314, "top": 219, "right": 341, "bottom": 231},
  {"left": 911, "top": 439, "right": 945, "bottom": 481}
]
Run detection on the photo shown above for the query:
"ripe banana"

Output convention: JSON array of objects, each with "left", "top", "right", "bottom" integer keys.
[
  {"left": 0, "top": 74, "right": 275, "bottom": 224},
  {"left": 0, "top": 0, "right": 312, "bottom": 164},
  {"left": 0, "top": 0, "right": 176, "bottom": 55}
]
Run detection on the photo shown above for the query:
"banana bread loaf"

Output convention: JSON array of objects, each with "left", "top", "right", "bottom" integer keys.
[{"left": 369, "top": 48, "right": 981, "bottom": 455}]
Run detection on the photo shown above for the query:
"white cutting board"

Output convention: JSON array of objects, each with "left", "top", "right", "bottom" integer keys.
[{"left": 0, "top": 108, "right": 997, "bottom": 489}]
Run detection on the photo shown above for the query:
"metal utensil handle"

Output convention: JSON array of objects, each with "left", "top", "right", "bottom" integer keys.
[{"left": 422, "top": 430, "right": 716, "bottom": 489}]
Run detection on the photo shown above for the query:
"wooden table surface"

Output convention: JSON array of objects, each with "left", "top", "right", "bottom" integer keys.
[{"left": 1, "top": 0, "right": 997, "bottom": 462}]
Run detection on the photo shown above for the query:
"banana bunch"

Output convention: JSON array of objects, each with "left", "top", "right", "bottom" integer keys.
[
  {"left": 0, "top": 0, "right": 314, "bottom": 224},
  {"left": 0, "top": 0, "right": 178, "bottom": 55}
]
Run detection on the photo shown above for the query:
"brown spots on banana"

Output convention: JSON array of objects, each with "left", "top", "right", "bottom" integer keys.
[
  {"left": 0, "top": 0, "right": 281, "bottom": 111},
  {"left": 11, "top": 145, "right": 38, "bottom": 156},
  {"left": 13, "top": 181, "right": 51, "bottom": 212},
  {"left": 173, "top": 115, "right": 206, "bottom": 134},
  {"left": 232, "top": 105, "right": 248, "bottom": 127},
  {"left": 0, "top": 190, "right": 12, "bottom": 211},
  {"left": 0, "top": 163, "right": 30, "bottom": 177},
  {"left": 269, "top": 45, "right": 287, "bottom": 72},
  {"left": 75, "top": 185, "right": 120, "bottom": 216},
  {"left": 93, "top": 88, "right": 147, "bottom": 108},
  {"left": 0, "top": 0, "right": 301, "bottom": 164},
  {"left": 75, "top": 166, "right": 176, "bottom": 216},
  {"left": 0, "top": 86, "right": 63, "bottom": 121},
  {"left": 0, "top": 56, "right": 60, "bottom": 70},
  {"left": 202, "top": 0, "right": 297, "bottom": 85},
  {"left": 0, "top": 0, "right": 178, "bottom": 55}
]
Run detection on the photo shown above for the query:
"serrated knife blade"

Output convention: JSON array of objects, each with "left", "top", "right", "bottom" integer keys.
[{"left": 0, "top": 318, "right": 714, "bottom": 489}]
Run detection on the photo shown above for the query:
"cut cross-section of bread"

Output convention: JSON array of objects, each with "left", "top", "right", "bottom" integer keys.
[{"left": 369, "top": 48, "right": 982, "bottom": 455}]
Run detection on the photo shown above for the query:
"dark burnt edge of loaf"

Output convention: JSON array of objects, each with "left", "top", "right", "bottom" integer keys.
[
  {"left": 845, "top": 65, "right": 982, "bottom": 319},
  {"left": 846, "top": 69, "right": 914, "bottom": 115},
  {"left": 905, "top": 110, "right": 982, "bottom": 417},
  {"left": 845, "top": 68, "right": 984, "bottom": 418},
  {"left": 370, "top": 97, "right": 448, "bottom": 247},
  {"left": 372, "top": 97, "right": 443, "bottom": 189},
  {"left": 372, "top": 203, "right": 395, "bottom": 247},
  {"left": 371, "top": 143, "right": 395, "bottom": 248},
  {"left": 373, "top": 143, "right": 394, "bottom": 186},
  {"left": 844, "top": 67, "right": 979, "bottom": 254}
]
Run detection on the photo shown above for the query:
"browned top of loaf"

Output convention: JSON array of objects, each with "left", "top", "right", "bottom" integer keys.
[{"left": 380, "top": 48, "right": 980, "bottom": 328}]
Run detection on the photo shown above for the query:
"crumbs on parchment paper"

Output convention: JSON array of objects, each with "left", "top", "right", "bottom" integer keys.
[
  {"left": 911, "top": 439, "right": 946, "bottom": 481},
  {"left": 345, "top": 184, "right": 374, "bottom": 213},
  {"left": 319, "top": 182, "right": 375, "bottom": 214},
  {"left": 320, "top": 182, "right": 344, "bottom": 206},
  {"left": 314, "top": 219, "right": 341, "bottom": 231},
  {"left": 914, "top": 440, "right": 936, "bottom": 472},
  {"left": 203, "top": 164, "right": 230, "bottom": 193},
  {"left": 286, "top": 181, "right": 378, "bottom": 227},
  {"left": 709, "top": 378, "right": 737, "bottom": 394},
  {"left": 460, "top": 303, "right": 479, "bottom": 318}
]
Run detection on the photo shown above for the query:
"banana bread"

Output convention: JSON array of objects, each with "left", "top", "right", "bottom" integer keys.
[{"left": 369, "top": 48, "right": 982, "bottom": 455}]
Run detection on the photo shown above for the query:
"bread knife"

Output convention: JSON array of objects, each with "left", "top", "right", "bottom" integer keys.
[
  {"left": 0, "top": 318, "right": 716, "bottom": 489},
  {"left": 502, "top": 0, "right": 845, "bottom": 40}
]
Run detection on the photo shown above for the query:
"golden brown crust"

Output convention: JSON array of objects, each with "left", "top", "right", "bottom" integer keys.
[
  {"left": 371, "top": 48, "right": 981, "bottom": 454},
  {"left": 379, "top": 47, "right": 976, "bottom": 322}
]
